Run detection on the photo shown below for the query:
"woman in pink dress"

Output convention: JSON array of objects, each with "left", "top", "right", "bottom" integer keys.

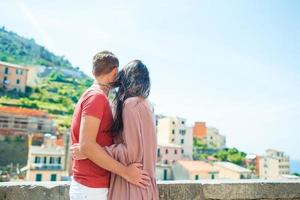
[{"left": 73, "top": 60, "right": 159, "bottom": 200}]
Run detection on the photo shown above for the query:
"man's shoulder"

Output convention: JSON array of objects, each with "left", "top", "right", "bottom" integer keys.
[{"left": 83, "top": 88, "right": 108, "bottom": 102}]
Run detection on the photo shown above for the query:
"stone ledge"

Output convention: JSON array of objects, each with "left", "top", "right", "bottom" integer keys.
[{"left": 0, "top": 180, "right": 300, "bottom": 200}]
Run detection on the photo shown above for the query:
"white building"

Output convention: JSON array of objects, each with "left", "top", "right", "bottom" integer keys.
[
  {"left": 26, "top": 134, "right": 68, "bottom": 181},
  {"left": 259, "top": 149, "right": 290, "bottom": 179},
  {"left": 157, "top": 117, "right": 193, "bottom": 159},
  {"left": 204, "top": 127, "right": 226, "bottom": 149}
]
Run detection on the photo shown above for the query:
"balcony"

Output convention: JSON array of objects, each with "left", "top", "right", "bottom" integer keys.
[
  {"left": 0, "top": 180, "right": 300, "bottom": 200},
  {"left": 30, "top": 163, "right": 63, "bottom": 170}
]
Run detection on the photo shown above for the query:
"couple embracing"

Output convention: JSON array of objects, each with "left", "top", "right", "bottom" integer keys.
[{"left": 69, "top": 51, "right": 159, "bottom": 200}]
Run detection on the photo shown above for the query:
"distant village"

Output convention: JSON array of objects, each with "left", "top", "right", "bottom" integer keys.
[{"left": 0, "top": 61, "right": 299, "bottom": 182}]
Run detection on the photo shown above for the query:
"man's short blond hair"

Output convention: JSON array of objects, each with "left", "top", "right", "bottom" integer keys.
[{"left": 92, "top": 51, "right": 119, "bottom": 76}]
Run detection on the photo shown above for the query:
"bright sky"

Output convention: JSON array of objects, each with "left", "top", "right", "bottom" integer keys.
[{"left": 1, "top": 0, "right": 300, "bottom": 160}]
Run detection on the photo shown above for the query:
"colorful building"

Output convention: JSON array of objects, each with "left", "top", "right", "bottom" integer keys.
[
  {"left": 0, "top": 106, "right": 55, "bottom": 136},
  {"left": 214, "top": 161, "right": 253, "bottom": 180},
  {"left": 259, "top": 149, "right": 290, "bottom": 179},
  {"left": 173, "top": 160, "right": 219, "bottom": 180},
  {"left": 26, "top": 134, "right": 68, "bottom": 181},
  {"left": 157, "top": 116, "right": 193, "bottom": 159},
  {"left": 0, "top": 61, "right": 28, "bottom": 93},
  {"left": 193, "top": 122, "right": 207, "bottom": 139},
  {"left": 156, "top": 142, "right": 183, "bottom": 180},
  {"left": 193, "top": 121, "right": 226, "bottom": 149}
]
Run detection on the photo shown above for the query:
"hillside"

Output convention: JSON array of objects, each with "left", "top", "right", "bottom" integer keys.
[
  {"left": 0, "top": 27, "right": 93, "bottom": 132},
  {"left": 0, "top": 26, "right": 72, "bottom": 68}
]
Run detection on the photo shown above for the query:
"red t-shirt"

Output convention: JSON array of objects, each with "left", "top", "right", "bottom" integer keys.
[{"left": 71, "top": 85, "right": 113, "bottom": 188}]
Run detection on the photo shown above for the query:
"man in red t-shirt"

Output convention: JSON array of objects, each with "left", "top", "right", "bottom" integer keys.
[{"left": 69, "top": 51, "right": 150, "bottom": 200}]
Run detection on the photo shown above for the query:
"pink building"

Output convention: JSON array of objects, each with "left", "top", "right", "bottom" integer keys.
[
  {"left": 156, "top": 143, "right": 183, "bottom": 180},
  {"left": 157, "top": 143, "right": 183, "bottom": 165}
]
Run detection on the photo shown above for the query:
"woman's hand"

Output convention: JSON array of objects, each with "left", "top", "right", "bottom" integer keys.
[{"left": 70, "top": 143, "right": 88, "bottom": 160}]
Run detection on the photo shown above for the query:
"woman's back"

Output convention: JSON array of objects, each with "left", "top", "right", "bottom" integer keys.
[{"left": 105, "top": 97, "right": 158, "bottom": 200}]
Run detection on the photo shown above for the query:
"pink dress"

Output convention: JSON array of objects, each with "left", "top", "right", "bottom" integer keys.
[{"left": 105, "top": 97, "right": 159, "bottom": 200}]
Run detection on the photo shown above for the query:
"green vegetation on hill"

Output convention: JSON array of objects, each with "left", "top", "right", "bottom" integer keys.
[
  {"left": 0, "top": 72, "right": 93, "bottom": 132},
  {"left": 0, "top": 27, "right": 93, "bottom": 132},
  {"left": 193, "top": 138, "right": 247, "bottom": 166},
  {"left": 0, "top": 26, "right": 72, "bottom": 68}
]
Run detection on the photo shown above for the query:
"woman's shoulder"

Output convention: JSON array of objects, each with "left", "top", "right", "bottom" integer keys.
[
  {"left": 124, "top": 97, "right": 144, "bottom": 106},
  {"left": 124, "top": 97, "right": 153, "bottom": 112}
]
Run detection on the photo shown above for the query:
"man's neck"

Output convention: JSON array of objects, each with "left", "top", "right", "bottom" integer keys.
[{"left": 94, "top": 77, "right": 110, "bottom": 95}]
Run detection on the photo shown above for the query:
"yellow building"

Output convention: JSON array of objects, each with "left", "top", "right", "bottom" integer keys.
[
  {"left": 214, "top": 161, "right": 253, "bottom": 180},
  {"left": 259, "top": 149, "right": 290, "bottom": 179},
  {"left": 0, "top": 61, "right": 28, "bottom": 93},
  {"left": 157, "top": 117, "right": 193, "bottom": 159},
  {"left": 173, "top": 160, "right": 219, "bottom": 180},
  {"left": 26, "top": 134, "right": 67, "bottom": 181}
]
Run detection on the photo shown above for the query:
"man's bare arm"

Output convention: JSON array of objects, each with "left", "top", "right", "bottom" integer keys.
[{"left": 79, "top": 115, "right": 150, "bottom": 188}]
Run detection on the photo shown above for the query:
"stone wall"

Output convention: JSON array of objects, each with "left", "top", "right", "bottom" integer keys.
[{"left": 1, "top": 180, "right": 300, "bottom": 200}]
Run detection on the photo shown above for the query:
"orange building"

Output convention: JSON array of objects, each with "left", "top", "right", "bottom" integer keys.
[
  {"left": 0, "top": 61, "right": 29, "bottom": 93},
  {"left": 193, "top": 122, "right": 207, "bottom": 139},
  {"left": 0, "top": 106, "right": 54, "bottom": 136}
]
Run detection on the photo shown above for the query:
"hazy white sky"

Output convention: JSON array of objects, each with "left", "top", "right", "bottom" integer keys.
[{"left": 1, "top": 0, "right": 300, "bottom": 160}]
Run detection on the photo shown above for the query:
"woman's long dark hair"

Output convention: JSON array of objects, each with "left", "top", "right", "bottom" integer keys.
[{"left": 110, "top": 60, "right": 150, "bottom": 136}]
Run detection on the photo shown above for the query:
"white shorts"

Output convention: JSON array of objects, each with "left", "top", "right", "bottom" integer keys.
[{"left": 69, "top": 179, "right": 108, "bottom": 200}]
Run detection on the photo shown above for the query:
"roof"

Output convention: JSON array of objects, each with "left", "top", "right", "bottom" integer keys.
[
  {"left": 177, "top": 160, "right": 217, "bottom": 173},
  {"left": 30, "top": 145, "right": 65, "bottom": 156},
  {"left": 0, "top": 61, "right": 29, "bottom": 70},
  {"left": 214, "top": 162, "right": 251, "bottom": 173},
  {"left": 0, "top": 106, "right": 50, "bottom": 118}
]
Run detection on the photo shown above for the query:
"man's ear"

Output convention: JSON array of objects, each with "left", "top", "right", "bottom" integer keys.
[{"left": 113, "top": 67, "right": 118, "bottom": 74}]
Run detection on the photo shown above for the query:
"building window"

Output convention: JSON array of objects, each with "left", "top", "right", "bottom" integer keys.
[
  {"left": 157, "top": 148, "right": 161, "bottom": 157},
  {"left": 240, "top": 174, "right": 245, "bottom": 179},
  {"left": 211, "top": 174, "right": 215, "bottom": 179},
  {"left": 16, "top": 69, "right": 23, "bottom": 75},
  {"left": 36, "top": 174, "right": 42, "bottom": 181},
  {"left": 37, "top": 123, "right": 43, "bottom": 130},
  {"left": 4, "top": 67, "right": 9, "bottom": 74},
  {"left": 174, "top": 149, "right": 177, "bottom": 154},
  {"left": 172, "top": 130, "right": 175, "bottom": 134},
  {"left": 3, "top": 76, "right": 8, "bottom": 84},
  {"left": 195, "top": 175, "right": 199, "bottom": 180},
  {"left": 181, "top": 121, "right": 185, "bottom": 125},
  {"left": 57, "top": 157, "right": 61, "bottom": 164},
  {"left": 181, "top": 149, "right": 184, "bottom": 154},
  {"left": 181, "top": 139, "right": 184, "bottom": 144},
  {"left": 34, "top": 156, "right": 41, "bottom": 163},
  {"left": 165, "top": 149, "right": 168, "bottom": 154},
  {"left": 50, "top": 174, "right": 57, "bottom": 181},
  {"left": 0, "top": 117, "right": 9, "bottom": 128},
  {"left": 179, "top": 129, "right": 186, "bottom": 135},
  {"left": 171, "top": 138, "right": 175, "bottom": 142},
  {"left": 163, "top": 169, "right": 168, "bottom": 180},
  {"left": 16, "top": 79, "right": 20, "bottom": 84},
  {"left": 50, "top": 157, "right": 54, "bottom": 164},
  {"left": 172, "top": 121, "right": 175, "bottom": 125},
  {"left": 164, "top": 160, "right": 168, "bottom": 164},
  {"left": 43, "top": 157, "right": 47, "bottom": 164}
]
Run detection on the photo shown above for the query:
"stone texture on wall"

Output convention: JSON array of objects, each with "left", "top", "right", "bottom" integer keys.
[{"left": 0, "top": 180, "right": 300, "bottom": 200}]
